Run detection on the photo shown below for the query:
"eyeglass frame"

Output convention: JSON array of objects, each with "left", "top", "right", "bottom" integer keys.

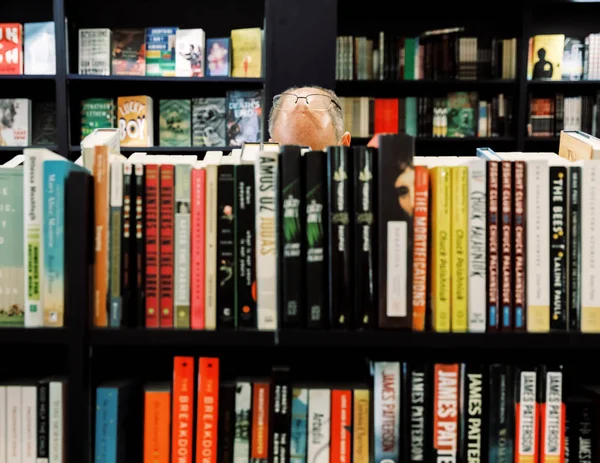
[{"left": 272, "top": 92, "right": 343, "bottom": 111}]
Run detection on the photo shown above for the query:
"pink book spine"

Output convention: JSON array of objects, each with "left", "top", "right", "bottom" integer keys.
[{"left": 190, "top": 168, "right": 206, "bottom": 329}]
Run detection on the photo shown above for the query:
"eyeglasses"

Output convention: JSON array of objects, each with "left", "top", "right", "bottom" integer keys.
[{"left": 273, "top": 93, "right": 342, "bottom": 112}]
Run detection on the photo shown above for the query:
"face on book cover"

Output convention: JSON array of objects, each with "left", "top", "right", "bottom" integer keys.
[{"left": 270, "top": 87, "right": 351, "bottom": 151}]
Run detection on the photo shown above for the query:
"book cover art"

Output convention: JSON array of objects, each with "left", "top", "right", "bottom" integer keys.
[
  {"left": 159, "top": 99, "right": 191, "bottom": 147},
  {"left": 112, "top": 29, "right": 146, "bottom": 76},
  {"left": 175, "top": 29, "right": 205, "bottom": 77},
  {"left": 32, "top": 101, "right": 57, "bottom": 145},
  {"left": 145, "top": 27, "right": 178, "bottom": 77},
  {"left": 233, "top": 382, "right": 252, "bottom": 463},
  {"left": 290, "top": 388, "right": 308, "bottom": 463},
  {"left": 446, "top": 92, "right": 477, "bottom": 137},
  {"left": 231, "top": 28, "right": 262, "bottom": 78},
  {"left": 118, "top": 95, "right": 153, "bottom": 147},
  {"left": 0, "top": 24, "right": 23, "bottom": 74},
  {"left": 562, "top": 37, "right": 583, "bottom": 81},
  {"left": 0, "top": 99, "right": 31, "bottom": 146},
  {"left": 226, "top": 90, "right": 262, "bottom": 146},
  {"left": 24, "top": 22, "right": 55, "bottom": 75},
  {"left": 81, "top": 98, "right": 115, "bottom": 141},
  {"left": 531, "top": 34, "right": 565, "bottom": 81},
  {"left": 0, "top": 168, "right": 24, "bottom": 326},
  {"left": 78, "top": 28, "right": 111, "bottom": 75},
  {"left": 206, "top": 38, "right": 230, "bottom": 77},
  {"left": 192, "top": 98, "right": 226, "bottom": 147}
]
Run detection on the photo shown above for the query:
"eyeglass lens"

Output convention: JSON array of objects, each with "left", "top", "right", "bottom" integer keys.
[{"left": 275, "top": 93, "right": 331, "bottom": 110}]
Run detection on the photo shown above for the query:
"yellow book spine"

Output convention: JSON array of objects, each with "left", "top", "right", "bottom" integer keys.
[
  {"left": 352, "top": 389, "right": 370, "bottom": 463},
  {"left": 451, "top": 166, "right": 468, "bottom": 332},
  {"left": 431, "top": 166, "right": 451, "bottom": 332}
]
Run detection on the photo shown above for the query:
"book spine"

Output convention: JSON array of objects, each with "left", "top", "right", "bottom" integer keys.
[
  {"left": 255, "top": 152, "right": 279, "bottom": 331},
  {"left": 233, "top": 382, "right": 252, "bottom": 463},
  {"left": 432, "top": 364, "right": 459, "bottom": 462},
  {"left": 36, "top": 382, "right": 49, "bottom": 463},
  {"left": 459, "top": 364, "right": 486, "bottom": 463},
  {"left": 172, "top": 357, "right": 194, "bottom": 463},
  {"left": 195, "top": 358, "right": 219, "bottom": 463},
  {"left": 540, "top": 366, "right": 566, "bottom": 463},
  {"left": 304, "top": 152, "right": 328, "bottom": 329},
  {"left": 330, "top": 390, "right": 352, "bottom": 463},
  {"left": 526, "top": 160, "right": 550, "bottom": 332},
  {"left": 143, "top": 388, "right": 170, "bottom": 463},
  {"left": 468, "top": 159, "right": 487, "bottom": 332},
  {"left": 49, "top": 382, "right": 63, "bottom": 463},
  {"left": 122, "top": 162, "right": 133, "bottom": 325},
  {"left": 190, "top": 167, "right": 205, "bottom": 329},
  {"left": 218, "top": 383, "right": 236, "bottom": 463},
  {"left": 581, "top": 161, "right": 600, "bottom": 332},
  {"left": 21, "top": 386, "right": 36, "bottom": 463},
  {"left": 487, "top": 161, "right": 500, "bottom": 332},
  {"left": 205, "top": 165, "right": 219, "bottom": 330},
  {"left": 270, "top": 367, "right": 291, "bottom": 463},
  {"left": 515, "top": 368, "right": 539, "bottom": 463},
  {"left": 236, "top": 165, "right": 256, "bottom": 330},
  {"left": 412, "top": 165, "right": 429, "bottom": 332},
  {"left": 352, "top": 390, "right": 370, "bottom": 463},
  {"left": 279, "top": 148, "right": 304, "bottom": 328},
  {"left": 431, "top": 167, "right": 451, "bottom": 332},
  {"left": 306, "top": 389, "right": 330, "bottom": 463},
  {"left": 159, "top": 165, "right": 175, "bottom": 328},
  {"left": 568, "top": 166, "right": 581, "bottom": 331},
  {"left": 93, "top": 145, "right": 110, "bottom": 327},
  {"left": 7, "top": 387, "right": 21, "bottom": 463},
  {"left": 174, "top": 164, "right": 192, "bottom": 328},
  {"left": 217, "top": 165, "right": 236, "bottom": 329},
  {"left": 513, "top": 161, "right": 526, "bottom": 331},
  {"left": 500, "top": 161, "right": 513, "bottom": 331},
  {"left": 134, "top": 164, "right": 146, "bottom": 328},
  {"left": 451, "top": 166, "right": 468, "bottom": 332},
  {"left": 549, "top": 166, "right": 567, "bottom": 330},
  {"left": 145, "top": 165, "right": 160, "bottom": 328},
  {"left": 24, "top": 151, "right": 44, "bottom": 327},
  {"left": 0, "top": 386, "right": 5, "bottom": 463},
  {"left": 489, "top": 364, "right": 514, "bottom": 463},
  {"left": 290, "top": 388, "right": 308, "bottom": 463},
  {"left": 109, "top": 161, "right": 123, "bottom": 327},
  {"left": 374, "top": 362, "right": 400, "bottom": 462},
  {"left": 408, "top": 364, "right": 429, "bottom": 463},
  {"left": 251, "top": 383, "right": 270, "bottom": 463},
  {"left": 327, "top": 147, "right": 352, "bottom": 328}
]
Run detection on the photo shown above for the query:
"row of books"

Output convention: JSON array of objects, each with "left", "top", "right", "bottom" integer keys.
[
  {"left": 0, "top": 23, "right": 56, "bottom": 75},
  {"left": 80, "top": 91, "right": 262, "bottom": 148},
  {"left": 0, "top": 99, "right": 56, "bottom": 146},
  {"left": 78, "top": 26, "right": 262, "bottom": 78},
  {"left": 528, "top": 92, "right": 600, "bottom": 138},
  {"left": 336, "top": 29, "right": 518, "bottom": 81},
  {"left": 340, "top": 93, "right": 513, "bottom": 139},
  {"left": 97, "top": 357, "right": 583, "bottom": 463}
]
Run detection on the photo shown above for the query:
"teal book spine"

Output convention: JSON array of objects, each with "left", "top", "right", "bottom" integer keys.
[
  {"left": 94, "top": 387, "right": 119, "bottom": 463},
  {"left": 374, "top": 362, "right": 401, "bottom": 463},
  {"left": 290, "top": 388, "right": 308, "bottom": 463}
]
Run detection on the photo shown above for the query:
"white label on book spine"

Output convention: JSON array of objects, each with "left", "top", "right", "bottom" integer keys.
[
  {"left": 582, "top": 161, "right": 600, "bottom": 331},
  {"left": 307, "top": 389, "right": 330, "bottom": 463},
  {"left": 386, "top": 221, "right": 407, "bottom": 317},
  {"left": 468, "top": 159, "right": 487, "bottom": 332},
  {"left": 519, "top": 371, "right": 536, "bottom": 456},
  {"left": 544, "top": 372, "right": 562, "bottom": 456}
]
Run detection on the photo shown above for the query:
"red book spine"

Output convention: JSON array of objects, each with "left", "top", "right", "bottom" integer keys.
[
  {"left": 195, "top": 357, "right": 220, "bottom": 463},
  {"left": 0, "top": 24, "right": 23, "bottom": 75},
  {"left": 159, "top": 165, "right": 175, "bottom": 328},
  {"left": 145, "top": 164, "right": 160, "bottom": 328},
  {"left": 412, "top": 165, "right": 429, "bottom": 331},
  {"left": 330, "top": 390, "right": 352, "bottom": 463},
  {"left": 191, "top": 167, "right": 206, "bottom": 329},
  {"left": 487, "top": 161, "right": 500, "bottom": 332},
  {"left": 514, "top": 160, "right": 526, "bottom": 331},
  {"left": 172, "top": 357, "right": 194, "bottom": 463},
  {"left": 500, "top": 160, "right": 513, "bottom": 331},
  {"left": 433, "top": 364, "right": 459, "bottom": 461}
]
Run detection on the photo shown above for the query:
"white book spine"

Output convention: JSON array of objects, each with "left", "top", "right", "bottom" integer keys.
[
  {"left": 307, "top": 389, "right": 330, "bottom": 463},
  {"left": 21, "top": 386, "right": 37, "bottom": 463},
  {"left": 0, "top": 386, "right": 6, "bottom": 463},
  {"left": 517, "top": 371, "right": 537, "bottom": 457},
  {"left": 526, "top": 159, "right": 550, "bottom": 332},
  {"left": 581, "top": 160, "right": 600, "bottom": 332},
  {"left": 7, "top": 386, "right": 21, "bottom": 463},
  {"left": 468, "top": 159, "right": 487, "bottom": 332},
  {"left": 254, "top": 152, "right": 278, "bottom": 330},
  {"left": 373, "top": 362, "right": 400, "bottom": 461},
  {"left": 543, "top": 372, "right": 563, "bottom": 458},
  {"left": 233, "top": 382, "right": 251, "bottom": 463},
  {"left": 49, "top": 382, "right": 63, "bottom": 463},
  {"left": 24, "top": 152, "right": 44, "bottom": 327},
  {"left": 204, "top": 165, "right": 218, "bottom": 330}
]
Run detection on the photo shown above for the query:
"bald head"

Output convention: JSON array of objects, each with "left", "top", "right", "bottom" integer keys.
[{"left": 268, "top": 86, "right": 350, "bottom": 151}]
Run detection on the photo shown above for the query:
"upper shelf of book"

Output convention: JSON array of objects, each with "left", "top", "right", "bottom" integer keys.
[{"left": 67, "top": 74, "right": 265, "bottom": 84}]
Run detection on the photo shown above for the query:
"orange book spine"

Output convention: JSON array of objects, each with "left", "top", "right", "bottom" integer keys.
[
  {"left": 412, "top": 165, "right": 429, "bottom": 331},
  {"left": 93, "top": 144, "right": 109, "bottom": 327},
  {"left": 143, "top": 388, "right": 171, "bottom": 463},
  {"left": 195, "top": 357, "right": 220, "bottom": 463},
  {"left": 171, "top": 357, "right": 194, "bottom": 463},
  {"left": 251, "top": 383, "right": 270, "bottom": 462},
  {"left": 190, "top": 167, "right": 206, "bottom": 329},
  {"left": 433, "top": 364, "right": 459, "bottom": 461},
  {"left": 330, "top": 390, "right": 352, "bottom": 463}
]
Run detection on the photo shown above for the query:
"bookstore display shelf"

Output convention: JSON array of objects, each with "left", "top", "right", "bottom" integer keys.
[
  {"left": 352, "top": 136, "right": 515, "bottom": 144},
  {"left": 90, "top": 328, "right": 276, "bottom": 346},
  {"left": 0, "top": 74, "right": 55, "bottom": 80},
  {"left": 0, "top": 144, "right": 58, "bottom": 152},
  {"left": 528, "top": 80, "right": 600, "bottom": 86},
  {"left": 67, "top": 74, "right": 265, "bottom": 84},
  {"left": 70, "top": 146, "right": 233, "bottom": 154},
  {"left": 336, "top": 79, "right": 517, "bottom": 92},
  {"left": 0, "top": 328, "right": 68, "bottom": 345}
]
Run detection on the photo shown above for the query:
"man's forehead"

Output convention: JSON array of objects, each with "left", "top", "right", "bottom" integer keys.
[{"left": 289, "top": 87, "right": 328, "bottom": 96}]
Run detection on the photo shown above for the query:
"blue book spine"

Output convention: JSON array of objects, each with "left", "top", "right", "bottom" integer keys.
[
  {"left": 95, "top": 387, "right": 119, "bottom": 463},
  {"left": 290, "top": 388, "right": 308, "bottom": 463}
]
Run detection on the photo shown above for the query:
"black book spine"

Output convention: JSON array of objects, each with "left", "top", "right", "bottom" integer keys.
[
  {"left": 487, "top": 161, "right": 500, "bottom": 332},
  {"left": 122, "top": 162, "right": 133, "bottom": 326},
  {"left": 408, "top": 363, "right": 431, "bottom": 463},
  {"left": 279, "top": 147, "right": 304, "bottom": 329},
  {"left": 327, "top": 146, "right": 353, "bottom": 328},
  {"left": 134, "top": 163, "right": 145, "bottom": 327},
  {"left": 37, "top": 380, "right": 50, "bottom": 462},
  {"left": 488, "top": 364, "right": 514, "bottom": 463},
  {"left": 550, "top": 166, "right": 568, "bottom": 330},
  {"left": 568, "top": 166, "right": 581, "bottom": 331},
  {"left": 270, "top": 367, "right": 291, "bottom": 463},
  {"left": 218, "top": 382, "right": 236, "bottom": 463},
  {"left": 500, "top": 160, "right": 513, "bottom": 331},
  {"left": 460, "top": 363, "right": 487, "bottom": 463},
  {"left": 304, "top": 151, "right": 328, "bottom": 329},
  {"left": 353, "top": 147, "right": 376, "bottom": 328},
  {"left": 217, "top": 164, "right": 236, "bottom": 329},
  {"left": 235, "top": 164, "right": 257, "bottom": 329}
]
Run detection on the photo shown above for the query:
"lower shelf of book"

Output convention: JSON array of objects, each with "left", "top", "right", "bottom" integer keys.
[{"left": 0, "top": 328, "right": 69, "bottom": 344}]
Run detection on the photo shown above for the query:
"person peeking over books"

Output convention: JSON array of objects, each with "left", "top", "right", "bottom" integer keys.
[{"left": 268, "top": 86, "right": 351, "bottom": 150}]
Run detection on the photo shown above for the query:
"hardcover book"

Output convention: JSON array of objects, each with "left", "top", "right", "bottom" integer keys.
[
  {"left": 230, "top": 28, "right": 262, "bottom": 78},
  {"left": 24, "top": 22, "right": 55, "bottom": 75},
  {"left": 117, "top": 95, "right": 154, "bottom": 147},
  {"left": 32, "top": 101, "right": 57, "bottom": 145},
  {"left": 192, "top": 98, "right": 226, "bottom": 147},
  {"left": 206, "top": 38, "right": 230, "bottom": 77},
  {"left": 175, "top": 29, "right": 205, "bottom": 77},
  {"left": 81, "top": 98, "right": 115, "bottom": 141},
  {"left": 145, "top": 27, "right": 177, "bottom": 77},
  {"left": 112, "top": 29, "right": 146, "bottom": 76},
  {"left": 0, "top": 99, "right": 31, "bottom": 146},
  {"left": 159, "top": 99, "right": 191, "bottom": 147},
  {"left": 0, "top": 24, "right": 23, "bottom": 74},
  {"left": 78, "top": 28, "right": 111, "bottom": 75},
  {"left": 226, "top": 90, "right": 262, "bottom": 146}
]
